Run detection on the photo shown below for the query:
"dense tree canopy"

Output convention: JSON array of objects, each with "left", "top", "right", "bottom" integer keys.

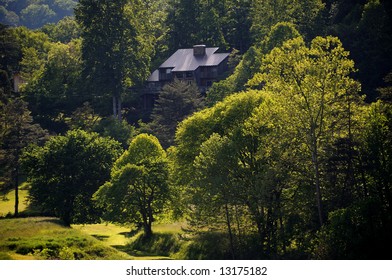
[
  {"left": 22, "top": 130, "right": 122, "bottom": 225},
  {"left": 248, "top": 35, "right": 362, "bottom": 226},
  {"left": 0, "top": 0, "right": 77, "bottom": 28},
  {"left": 145, "top": 79, "right": 205, "bottom": 148},
  {"left": 0, "top": 0, "right": 391, "bottom": 260},
  {"left": 94, "top": 133, "right": 169, "bottom": 238},
  {"left": 75, "top": 0, "right": 155, "bottom": 119}
]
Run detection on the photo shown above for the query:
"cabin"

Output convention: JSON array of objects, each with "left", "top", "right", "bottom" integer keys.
[{"left": 143, "top": 45, "right": 230, "bottom": 110}]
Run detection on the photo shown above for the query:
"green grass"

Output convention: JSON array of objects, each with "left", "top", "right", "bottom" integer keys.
[
  {"left": 73, "top": 221, "right": 188, "bottom": 260},
  {"left": 72, "top": 223, "right": 134, "bottom": 247},
  {"left": 0, "top": 215, "right": 232, "bottom": 260},
  {"left": 0, "top": 217, "right": 131, "bottom": 260},
  {"left": 0, "top": 183, "right": 30, "bottom": 217},
  {"left": 0, "top": 187, "right": 231, "bottom": 259}
]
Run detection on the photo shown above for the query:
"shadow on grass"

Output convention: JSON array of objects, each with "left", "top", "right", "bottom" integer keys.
[
  {"left": 112, "top": 244, "right": 172, "bottom": 259},
  {"left": 119, "top": 228, "right": 140, "bottom": 238},
  {"left": 111, "top": 232, "right": 183, "bottom": 259},
  {"left": 39, "top": 218, "right": 67, "bottom": 226},
  {"left": 91, "top": 234, "right": 110, "bottom": 241}
]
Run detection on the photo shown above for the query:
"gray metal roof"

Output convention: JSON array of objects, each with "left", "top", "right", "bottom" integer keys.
[
  {"left": 159, "top": 47, "right": 229, "bottom": 72},
  {"left": 147, "top": 69, "right": 159, "bottom": 82}
]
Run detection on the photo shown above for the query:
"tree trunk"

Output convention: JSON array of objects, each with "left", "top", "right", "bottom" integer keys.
[
  {"left": 14, "top": 177, "right": 19, "bottom": 217},
  {"left": 234, "top": 205, "right": 244, "bottom": 259},
  {"left": 13, "top": 150, "right": 19, "bottom": 217},
  {"left": 118, "top": 96, "right": 122, "bottom": 120},
  {"left": 312, "top": 140, "right": 324, "bottom": 227},
  {"left": 143, "top": 222, "right": 153, "bottom": 238},
  {"left": 224, "top": 202, "right": 236, "bottom": 260},
  {"left": 247, "top": 203, "right": 265, "bottom": 256},
  {"left": 113, "top": 95, "right": 117, "bottom": 119},
  {"left": 140, "top": 203, "right": 154, "bottom": 239},
  {"left": 112, "top": 95, "right": 122, "bottom": 120}
]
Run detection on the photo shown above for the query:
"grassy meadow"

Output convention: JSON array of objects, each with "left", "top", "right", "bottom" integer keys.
[
  {"left": 0, "top": 187, "right": 188, "bottom": 260},
  {"left": 0, "top": 217, "right": 131, "bottom": 260},
  {"left": 0, "top": 186, "right": 232, "bottom": 260}
]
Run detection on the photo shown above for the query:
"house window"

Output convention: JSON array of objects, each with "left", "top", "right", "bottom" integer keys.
[
  {"left": 166, "top": 68, "right": 172, "bottom": 74},
  {"left": 186, "top": 72, "right": 193, "bottom": 78},
  {"left": 176, "top": 72, "right": 183, "bottom": 78}
]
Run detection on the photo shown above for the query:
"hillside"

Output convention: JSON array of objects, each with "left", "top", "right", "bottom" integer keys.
[
  {"left": 1, "top": 0, "right": 391, "bottom": 260},
  {"left": 0, "top": 0, "right": 76, "bottom": 28}
]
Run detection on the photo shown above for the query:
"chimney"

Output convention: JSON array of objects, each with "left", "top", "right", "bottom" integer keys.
[{"left": 193, "top": 44, "right": 206, "bottom": 56}]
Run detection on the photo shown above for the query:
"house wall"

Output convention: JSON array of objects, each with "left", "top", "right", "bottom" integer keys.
[{"left": 143, "top": 52, "right": 229, "bottom": 110}]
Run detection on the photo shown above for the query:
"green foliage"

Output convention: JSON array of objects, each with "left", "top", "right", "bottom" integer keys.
[
  {"left": 166, "top": 0, "right": 252, "bottom": 52},
  {"left": 147, "top": 79, "right": 204, "bottom": 148},
  {"left": 0, "top": 88, "right": 47, "bottom": 214},
  {"left": 175, "top": 90, "right": 283, "bottom": 257},
  {"left": 179, "top": 232, "right": 234, "bottom": 260},
  {"left": 66, "top": 102, "right": 136, "bottom": 148},
  {"left": 0, "top": 6, "right": 19, "bottom": 26},
  {"left": 0, "top": 0, "right": 77, "bottom": 29},
  {"left": 207, "top": 22, "right": 301, "bottom": 105},
  {"left": 95, "top": 134, "right": 169, "bottom": 238},
  {"left": 1, "top": 0, "right": 391, "bottom": 260},
  {"left": 324, "top": 0, "right": 392, "bottom": 101},
  {"left": 93, "top": 117, "right": 135, "bottom": 148},
  {"left": 10, "top": 26, "right": 52, "bottom": 84},
  {"left": 260, "top": 22, "right": 301, "bottom": 53},
  {"left": 0, "top": 24, "right": 21, "bottom": 74},
  {"left": 23, "top": 38, "right": 83, "bottom": 132},
  {"left": 75, "top": 0, "right": 155, "bottom": 118},
  {"left": 313, "top": 198, "right": 388, "bottom": 259},
  {"left": 65, "top": 102, "right": 100, "bottom": 132},
  {"left": 249, "top": 36, "right": 362, "bottom": 226},
  {"left": 20, "top": 4, "right": 56, "bottom": 29},
  {"left": 250, "top": 0, "right": 324, "bottom": 42},
  {"left": 41, "top": 16, "right": 81, "bottom": 43},
  {"left": 22, "top": 130, "right": 123, "bottom": 225},
  {"left": 175, "top": 90, "right": 264, "bottom": 183}
]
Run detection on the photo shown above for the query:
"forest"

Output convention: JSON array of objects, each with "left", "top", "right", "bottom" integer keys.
[{"left": 0, "top": 0, "right": 391, "bottom": 260}]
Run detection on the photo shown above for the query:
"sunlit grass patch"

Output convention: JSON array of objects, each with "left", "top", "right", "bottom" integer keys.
[
  {"left": 0, "top": 183, "right": 30, "bottom": 217},
  {"left": 72, "top": 223, "right": 133, "bottom": 247},
  {"left": 0, "top": 217, "right": 130, "bottom": 260}
]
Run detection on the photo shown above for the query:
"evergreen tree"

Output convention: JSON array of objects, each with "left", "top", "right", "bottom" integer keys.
[
  {"left": 148, "top": 79, "right": 204, "bottom": 148},
  {"left": 0, "top": 89, "right": 47, "bottom": 216}
]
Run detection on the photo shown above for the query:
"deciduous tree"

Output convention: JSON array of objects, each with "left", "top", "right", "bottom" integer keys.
[
  {"left": 22, "top": 130, "right": 122, "bottom": 225},
  {"left": 75, "top": 0, "right": 154, "bottom": 119},
  {"left": 248, "top": 36, "right": 362, "bottom": 226},
  {"left": 94, "top": 134, "right": 169, "bottom": 238}
]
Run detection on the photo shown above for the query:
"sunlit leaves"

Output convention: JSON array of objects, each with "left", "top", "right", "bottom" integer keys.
[{"left": 95, "top": 134, "right": 169, "bottom": 236}]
